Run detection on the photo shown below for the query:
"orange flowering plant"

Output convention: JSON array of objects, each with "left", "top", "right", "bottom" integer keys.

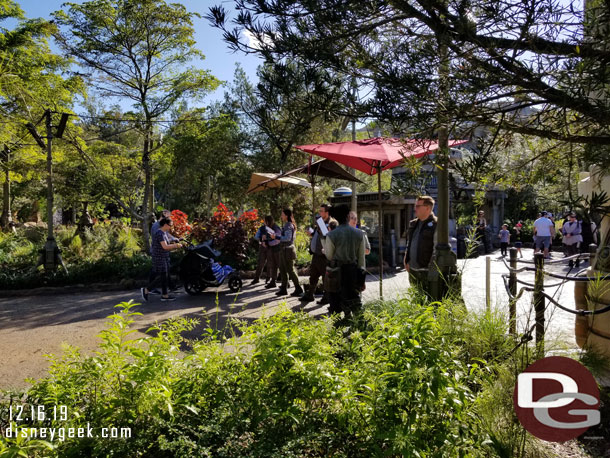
[{"left": 170, "top": 209, "right": 191, "bottom": 239}]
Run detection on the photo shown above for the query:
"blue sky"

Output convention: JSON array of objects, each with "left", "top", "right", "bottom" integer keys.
[{"left": 15, "top": 0, "right": 263, "bottom": 109}]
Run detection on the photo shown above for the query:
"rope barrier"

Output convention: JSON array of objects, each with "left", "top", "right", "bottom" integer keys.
[
  {"left": 540, "top": 291, "right": 610, "bottom": 316},
  {"left": 539, "top": 270, "right": 610, "bottom": 283},
  {"left": 501, "top": 274, "right": 533, "bottom": 300},
  {"left": 543, "top": 254, "right": 590, "bottom": 265},
  {"left": 501, "top": 257, "right": 531, "bottom": 273},
  {"left": 498, "top": 244, "right": 610, "bottom": 350}
]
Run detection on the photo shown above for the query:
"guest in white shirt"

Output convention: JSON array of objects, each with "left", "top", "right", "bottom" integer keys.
[{"left": 533, "top": 211, "right": 555, "bottom": 259}]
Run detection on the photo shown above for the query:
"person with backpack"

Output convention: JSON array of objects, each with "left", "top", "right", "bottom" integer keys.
[{"left": 562, "top": 212, "right": 583, "bottom": 268}]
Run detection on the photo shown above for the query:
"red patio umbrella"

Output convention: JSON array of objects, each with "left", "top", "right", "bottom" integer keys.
[{"left": 295, "top": 137, "right": 468, "bottom": 297}]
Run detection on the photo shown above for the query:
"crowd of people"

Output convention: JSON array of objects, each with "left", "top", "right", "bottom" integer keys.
[
  {"left": 251, "top": 204, "right": 369, "bottom": 320},
  {"left": 137, "top": 201, "right": 599, "bottom": 313},
  {"left": 496, "top": 211, "right": 598, "bottom": 265}
]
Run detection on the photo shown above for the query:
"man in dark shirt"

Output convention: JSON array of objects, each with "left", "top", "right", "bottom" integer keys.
[
  {"left": 404, "top": 196, "right": 437, "bottom": 295},
  {"left": 300, "top": 204, "right": 331, "bottom": 304}
]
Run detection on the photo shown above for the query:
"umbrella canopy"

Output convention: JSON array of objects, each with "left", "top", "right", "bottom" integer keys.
[
  {"left": 294, "top": 136, "right": 469, "bottom": 298},
  {"left": 282, "top": 158, "right": 362, "bottom": 183},
  {"left": 246, "top": 172, "right": 313, "bottom": 194},
  {"left": 295, "top": 137, "right": 468, "bottom": 175}
]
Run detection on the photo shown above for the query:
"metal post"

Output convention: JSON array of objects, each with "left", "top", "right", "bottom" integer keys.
[
  {"left": 508, "top": 247, "right": 518, "bottom": 335},
  {"left": 533, "top": 252, "right": 545, "bottom": 352},
  {"left": 485, "top": 255, "right": 491, "bottom": 311},
  {"left": 350, "top": 77, "right": 358, "bottom": 215},
  {"left": 311, "top": 175, "right": 316, "bottom": 225},
  {"left": 378, "top": 164, "right": 383, "bottom": 298},
  {"left": 43, "top": 110, "right": 59, "bottom": 271},
  {"left": 390, "top": 229, "right": 396, "bottom": 269}
]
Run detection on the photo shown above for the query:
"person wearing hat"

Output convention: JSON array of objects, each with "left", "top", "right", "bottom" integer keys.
[{"left": 562, "top": 212, "right": 583, "bottom": 267}]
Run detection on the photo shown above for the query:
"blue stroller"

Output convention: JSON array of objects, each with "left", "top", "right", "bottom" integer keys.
[{"left": 179, "top": 240, "right": 242, "bottom": 295}]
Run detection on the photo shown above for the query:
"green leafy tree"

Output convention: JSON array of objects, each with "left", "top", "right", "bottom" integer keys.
[
  {"left": 209, "top": 0, "right": 610, "bottom": 146},
  {"left": 54, "top": 0, "right": 220, "bottom": 248},
  {"left": 157, "top": 108, "right": 248, "bottom": 216},
  {"left": 0, "top": 0, "right": 82, "bottom": 229}
]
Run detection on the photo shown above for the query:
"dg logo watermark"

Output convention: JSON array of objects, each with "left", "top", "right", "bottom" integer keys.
[{"left": 513, "top": 356, "right": 600, "bottom": 442}]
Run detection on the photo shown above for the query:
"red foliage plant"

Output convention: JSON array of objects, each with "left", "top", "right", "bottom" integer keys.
[
  {"left": 189, "top": 203, "right": 263, "bottom": 266},
  {"left": 170, "top": 209, "right": 191, "bottom": 238}
]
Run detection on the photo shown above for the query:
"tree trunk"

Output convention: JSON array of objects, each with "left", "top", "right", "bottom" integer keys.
[
  {"left": 141, "top": 124, "right": 152, "bottom": 250},
  {"left": 0, "top": 147, "right": 12, "bottom": 230}
]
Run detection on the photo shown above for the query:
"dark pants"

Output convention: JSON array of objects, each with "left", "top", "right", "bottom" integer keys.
[
  {"left": 328, "top": 264, "right": 362, "bottom": 316},
  {"left": 565, "top": 243, "right": 580, "bottom": 266},
  {"left": 254, "top": 245, "right": 268, "bottom": 281},
  {"left": 266, "top": 246, "right": 280, "bottom": 283},
  {"left": 307, "top": 254, "right": 327, "bottom": 297},
  {"left": 500, "top": 242, "right": 508, "bottom": 256},
  {"left": 476, "top": 228, "right": 488, "bottom": 253},
  {"left": 409, "top": 269, "right": 429, "bottom": 296},
  {"left": 148, "top": 269, "right": 169, "bottom": 295}
]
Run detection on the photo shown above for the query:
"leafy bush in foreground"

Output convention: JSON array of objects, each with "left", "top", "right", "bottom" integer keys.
[{"left": 0, "top": 299, "right": 493, "bottom": 457}]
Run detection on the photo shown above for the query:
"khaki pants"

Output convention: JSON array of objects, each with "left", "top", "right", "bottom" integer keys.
[{"left": 279, "top": 247, "right": 300, "bottom": 289}]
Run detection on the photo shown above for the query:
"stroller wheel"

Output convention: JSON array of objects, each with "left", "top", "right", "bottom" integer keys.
[
  {"left": 228, "top": 275, "right": 242, "bottom": 293},
  {"left": 184, "top": 279, "right": 205, "bottom": 296}
]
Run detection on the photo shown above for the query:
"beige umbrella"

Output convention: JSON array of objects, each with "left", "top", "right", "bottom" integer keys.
[{"left": 246, "top": 172, "right": 314, "bottom": 194}]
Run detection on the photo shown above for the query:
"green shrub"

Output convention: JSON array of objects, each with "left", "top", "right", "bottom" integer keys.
[
  {"left": 1, "top": 299, "right": 494, "bottom": 457},
  {"left": 0, "top": 223, "right": 148, "bottom": 289},
  {"left": 295, "top": 229, "right": 311, "bottom": 267}
]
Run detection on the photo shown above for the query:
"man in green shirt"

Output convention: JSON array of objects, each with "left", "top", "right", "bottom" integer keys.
[{"left": 323, "top": 205, "right": 366, "bottom": 318}]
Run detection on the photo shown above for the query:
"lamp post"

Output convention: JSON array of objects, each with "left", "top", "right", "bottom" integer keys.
[
  {"left": 27, "top": 110, "right": 69, "bottom": 271},
  {"left": 42, "top": 110, "right": 60, "bottom": 270}
]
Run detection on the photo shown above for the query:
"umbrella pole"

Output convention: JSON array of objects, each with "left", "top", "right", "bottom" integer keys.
[
  {"left": 311, "top": 176, "right": 316, "bottom": 225},
  {"left": 377, "top": 164, "right": 383, "bottom": 298}
]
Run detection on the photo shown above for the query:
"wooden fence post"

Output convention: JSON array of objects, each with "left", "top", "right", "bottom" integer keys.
[
  {"left": 589, "top": 243, "right": 598, "bottom": 269},
  {"left": 508, "top": 247, "right": 518, "bottom": 336},
  {"left": 486, "top": 255, "right": 491, "bottom": 311},
  {"left": 533, "top": 252, "right": 545, "bottom": 353}
]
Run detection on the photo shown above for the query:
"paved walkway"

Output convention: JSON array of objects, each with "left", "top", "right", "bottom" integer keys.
[
  {"left": 460, "top": 248, "right": 582, "bottom": 350},
  {"left": 0, "top": 247, "right": 581, "bottom": 390}
]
